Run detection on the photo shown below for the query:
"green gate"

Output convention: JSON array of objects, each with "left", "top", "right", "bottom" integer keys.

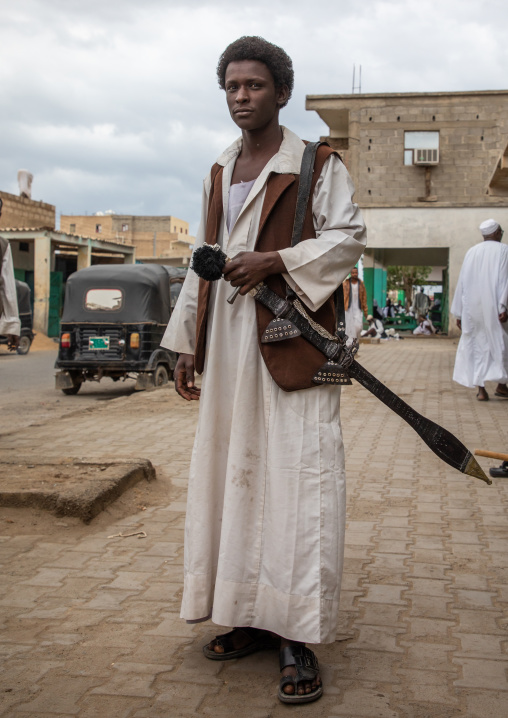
[
  {"left": 48, "top": 271, "right": 64, "bottom": 337},
  {"left": 24, "top": 270, "right": 64, "bottom": 337}
]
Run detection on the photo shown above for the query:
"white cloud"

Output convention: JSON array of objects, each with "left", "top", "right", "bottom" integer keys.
[{"left": 1, "top": 0, "right": 507, "bottom": 232}]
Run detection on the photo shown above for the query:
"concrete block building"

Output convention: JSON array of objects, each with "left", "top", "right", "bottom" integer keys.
[
  {"left": 306, "top": 90, "right": 508, "bottom": 334},
  {"left": 60, "top": 213, "right": 194, "bottom": 266},
  {"left": 0, "top": 192, "right": 134, "bottom": 336},
  {"left": 0, "top": 190, "right": 55, "bottom": 230}
]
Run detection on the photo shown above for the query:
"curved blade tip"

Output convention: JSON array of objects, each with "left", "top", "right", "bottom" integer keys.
[{"left": 465, "top": 455, "right": 492, "bottom": 485}]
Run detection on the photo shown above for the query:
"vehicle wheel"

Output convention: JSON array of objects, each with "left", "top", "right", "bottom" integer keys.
[
  {"left": 154, "top": 365, "right": 169, "bottom": 387},
  {"left": 61, "top": 382, "right": 82, "bottom": 395},
  {"left": 16, "top": 336, "right": 32, "bottom": 355}
]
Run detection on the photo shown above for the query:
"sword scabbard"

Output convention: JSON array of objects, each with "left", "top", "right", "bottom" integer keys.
[{"left": 251, "top": 283, "right": 491, "bottom": 486}]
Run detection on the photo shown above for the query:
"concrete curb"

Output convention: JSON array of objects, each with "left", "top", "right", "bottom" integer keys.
[{"left": 0, "top": 457, "right": 156, "bottom": 522}]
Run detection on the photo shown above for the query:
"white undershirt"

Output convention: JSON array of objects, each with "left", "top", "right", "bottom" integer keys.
[{"left": 227, "top": 180, "right": 255, "bottom": 232}]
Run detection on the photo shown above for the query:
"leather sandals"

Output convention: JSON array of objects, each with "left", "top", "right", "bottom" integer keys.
[
  {"left": 278, "top": 644, "right": 323, "bottom": 704},
  {"left": 203, "top": 627, "right": 279, "bottom": 661}
]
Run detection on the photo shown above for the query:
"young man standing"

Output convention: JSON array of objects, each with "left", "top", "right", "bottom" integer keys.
[{"left": 161, "top": 36, "right": 366, "bottom": 704}]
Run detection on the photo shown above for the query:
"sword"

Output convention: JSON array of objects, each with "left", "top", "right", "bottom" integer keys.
[
  {"left": 251, "top": 283, "right": 491, "bottom": 485},
  {"left": 190, "top": 244, "right": 491, "bottom": 485}
]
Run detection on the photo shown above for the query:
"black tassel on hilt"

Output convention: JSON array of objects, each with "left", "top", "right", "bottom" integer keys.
[
  {"left": 191, "top": 243, "right": 242, "bottom": 304},
  {"left": 191, "top": 243, "right": 227, "bottom": 281}
]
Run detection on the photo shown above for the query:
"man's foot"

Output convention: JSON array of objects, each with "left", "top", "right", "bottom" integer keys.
[
  {"left": 278, "top": 640, "right": 322, "bottom": 704},
  {"left": 477, "top": 387, "right": 489, "bottom": 401},
  {"left": 494, "top": 384, "right": 508, "bottom": 398},
  {"left": 203, "top": 627, "right": 279, "bottom": 661}
]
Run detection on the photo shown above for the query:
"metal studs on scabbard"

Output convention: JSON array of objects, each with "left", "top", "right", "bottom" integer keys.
[
  {"left": 312, "top": 337, "right": 357, "bottom": 386},
  {"left": 312, "top": 361, "right": 352, "bottom": 385},
  {"left": 261, "top": 317, "right": 301, "bottom": 343}
]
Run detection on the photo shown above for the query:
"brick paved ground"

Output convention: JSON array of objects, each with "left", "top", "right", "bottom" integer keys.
[{"left": 0, "top": 337, "right": 507, "bottom": 717}]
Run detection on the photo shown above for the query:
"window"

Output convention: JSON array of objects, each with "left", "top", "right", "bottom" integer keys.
[
  {"left": 19, "top": 241, "right": 29, "bottom": 252},
  {"left": 70, "top": 223, "right": 76, "bottom": 233},
  {"left": 404, "top": 131, "right": 439, "bottom": 165},
  {"left": 122, "top": 223, "right": 128, "bottom": 232},
  {"left": 95, "top": 223, "right": 102, "bottom": 233},
  {"left": 85, "top": 288, "right": 123, "bottom": 311},
  {"left": 185, "top": 229, "right": 188, "bottom": 234}
]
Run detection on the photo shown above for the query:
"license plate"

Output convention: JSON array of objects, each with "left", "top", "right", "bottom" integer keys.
[{"left": 89, "top": 336, "right": 110, "bottom": 350}]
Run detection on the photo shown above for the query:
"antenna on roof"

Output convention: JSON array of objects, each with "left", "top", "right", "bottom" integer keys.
[{"left": 352, "top": 64, "right": 362, "bottom": 94}]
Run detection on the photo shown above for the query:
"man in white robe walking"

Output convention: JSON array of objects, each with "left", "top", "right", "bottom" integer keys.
[
  {"left": 161, "top": 36, "right": 366, "bottom": 704},
  {"left": 451, "top": 218, "right": 508, "bottom": 401}
]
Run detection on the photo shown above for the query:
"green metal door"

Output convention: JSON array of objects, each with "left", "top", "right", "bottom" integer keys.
[
  {"left": 441, "top": 267, "right": 449, "bottom": 335},
  {"left": 48, "top": 271, "right": 63, "bottom": 337}
]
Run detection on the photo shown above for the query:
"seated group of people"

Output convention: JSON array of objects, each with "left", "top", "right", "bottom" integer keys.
[
  {"left": 362, "top": 296, "right": 437, "bottom": 339},
  {"left": 345, "top": 271, "right": 437, "bottom": 343},
  {"left": 380, "top": 298, "right": 405, "bottom": 319}
]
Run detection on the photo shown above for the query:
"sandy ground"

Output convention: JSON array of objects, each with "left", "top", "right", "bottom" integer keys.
[{"left": 0, "top": 462, "right": 173, "bottom": 539}]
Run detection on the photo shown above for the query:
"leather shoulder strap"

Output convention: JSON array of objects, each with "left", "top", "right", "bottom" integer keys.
[
  {"left": 290, "top": 141, "right": 321, "bottom": 248},
  {"left": 287, "top": 141, "right": 347, "bottom": 338}
]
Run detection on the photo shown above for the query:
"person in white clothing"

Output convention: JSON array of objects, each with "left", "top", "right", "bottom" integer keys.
[
  {"left": 0, "top": 199, "right": 20, "bottom": 351},
  {"left": 414, "top": 288, "right": 429, "bottom": 319},
  {"left": 361, "top": 314, "right": 385, "bottom": 338},
  {"left": 413, "top": 315, "right": 436, "bottom": 335},
  {"left": 451, "top": 218, "right": 508, "bottom": 401},
  {"left": 161, "top": 36, "right": 366, "bottom": 704}
]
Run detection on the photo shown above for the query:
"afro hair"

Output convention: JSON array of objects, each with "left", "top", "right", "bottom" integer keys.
[{"left": 217, "top": 36, "right": 294, "bottom": 108}]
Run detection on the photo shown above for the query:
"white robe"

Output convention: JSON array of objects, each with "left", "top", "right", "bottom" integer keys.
[
  {"left": 161, "top": 128, "right": 366, "bottom": 644},
  {"left": 451, "top": 240, "right": 508, "bottom": 388},
  {"left": 345, "top": 282, "right": 364, "bottom": 343},
  {"left": 0, "top": 243, "right": 21, "bottom": 336},
  {"left": 361, "top": 318, "right": 384, "bottom": 338},
  {"left": 413, "top": 319, "right": 435, "bottom": 336}
]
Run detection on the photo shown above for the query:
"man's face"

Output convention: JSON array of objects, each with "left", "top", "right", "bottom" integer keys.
[
  {"left": 350, "top": 268, "right": 358, "bottom": 281},
  {"left": 224, "top": 60, "right": 288, "bottom": 131}
]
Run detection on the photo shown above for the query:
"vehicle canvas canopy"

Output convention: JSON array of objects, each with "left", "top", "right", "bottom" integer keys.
[
  {"left": 161, "top": 266, "right": 187, "bottom": 310},
  {"left": 15, "top": 280, "right": 32, "bottom": 316},
  {"left": 61, "top": 264, "right": 172, "bottom": 324}
]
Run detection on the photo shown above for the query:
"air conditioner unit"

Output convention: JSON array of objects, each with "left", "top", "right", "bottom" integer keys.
[{"left": 414, "top": 148, "right": 439, "bottom": 165}]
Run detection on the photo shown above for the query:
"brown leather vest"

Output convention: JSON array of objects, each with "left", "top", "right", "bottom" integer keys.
[{"left": 195, "top": 143, "right": 338, "bottom": 392}]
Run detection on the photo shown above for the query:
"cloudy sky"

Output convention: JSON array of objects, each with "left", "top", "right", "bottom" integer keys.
[{"left": 1, "top": 0, "right": 507, "bottom": 233}]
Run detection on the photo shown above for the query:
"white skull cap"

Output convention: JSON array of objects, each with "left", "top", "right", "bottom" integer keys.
[{"left": 479, "top": 218, "right": 500, "bottom": 236}]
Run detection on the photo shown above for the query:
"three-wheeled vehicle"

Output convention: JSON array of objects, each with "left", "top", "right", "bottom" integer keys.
[
  {"left": 55, "top": 264, "right": 184, "bottom": 394},
  {"left": 0, "top": 279, "right": 35, "bottom": 355}
]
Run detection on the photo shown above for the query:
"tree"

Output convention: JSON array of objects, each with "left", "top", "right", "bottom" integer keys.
[{"left": 387, "top": 266, "right": 432, "bottom": 310}]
